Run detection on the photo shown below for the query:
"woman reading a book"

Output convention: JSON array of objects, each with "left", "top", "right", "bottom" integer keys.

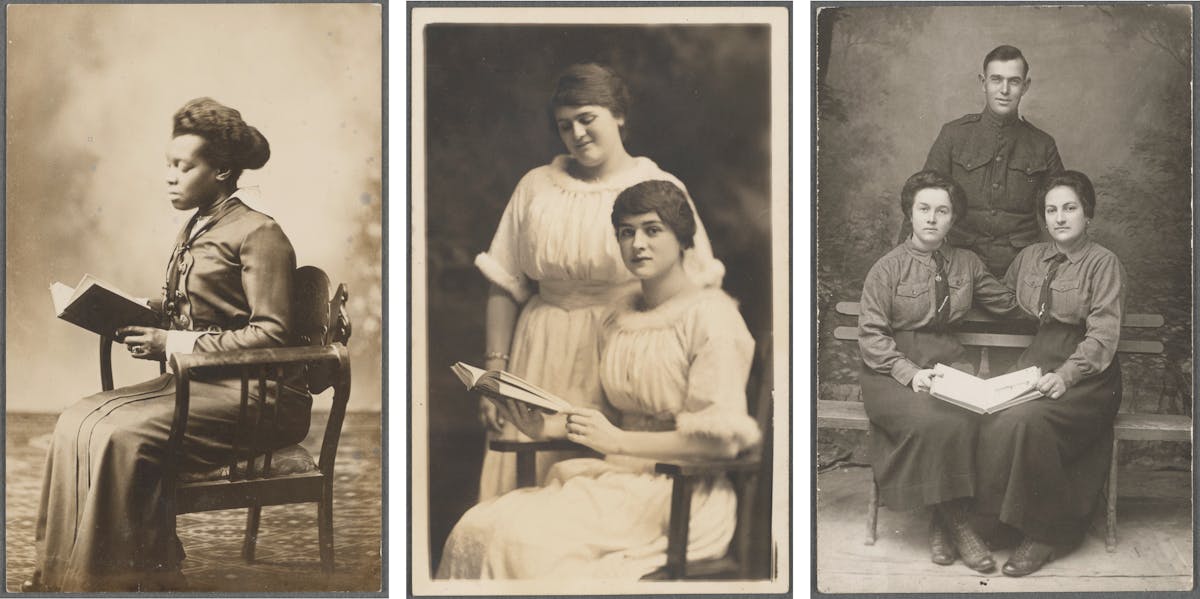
[
  {"left": 438, "top": 180, "right": 759, "bottom": 579},
  {"left": 857, "top": 170, "right": 1020, "bottom": 574},
  {"left": 25, "top": 98, "right": 308, "bottom": 591},
  {"left": 973, "top": 171, "right": 1125, "bottom": 576},
  {"left": 474, "top": 64, "right": 725, "bottom": 500}
]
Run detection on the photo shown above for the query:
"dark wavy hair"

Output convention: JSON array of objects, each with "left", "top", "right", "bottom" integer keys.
[
  {"left": 548, "top": 63, "right": 632, "bottom": 141},
  {"left": 172, "top": 97, "right": 270, "bottom": 187},
  {"left": 900, "top": 170, "right": 967, "bottom": 224},
  {"left": 983, "top": 45, "right": 1029, "bottom": 77},
  {"left": 611, "top": 180, "right": 696, "bottom": 250},
  {"left": 1037, "top": 170, "right": 1096, "bottom": 220}
]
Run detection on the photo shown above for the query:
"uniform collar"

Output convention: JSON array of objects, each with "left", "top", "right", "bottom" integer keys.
[
  {"left": 1044, "top": 237, "right": 1092, "bottom": 265},
  {"left": 982, "top": 108, "right": 1020, "bottom": 129},
  {"left": 902, "top": 236, "right": 947, "bottom": 266}
]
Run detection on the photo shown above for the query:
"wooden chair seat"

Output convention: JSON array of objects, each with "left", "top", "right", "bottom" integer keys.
[{"left": 179, "top": 444, "right": 318, "bottom": 483}]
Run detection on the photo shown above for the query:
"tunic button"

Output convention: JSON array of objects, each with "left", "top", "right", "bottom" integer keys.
[
  {"left": 996, "top": 156, "right": 1004, "bottom": 162},
  {"left": 992, "top": 183, "right": 1000, "bottom": 189},
  {"left": 991, "top": 209, "right": 998, "bottom": 216}
]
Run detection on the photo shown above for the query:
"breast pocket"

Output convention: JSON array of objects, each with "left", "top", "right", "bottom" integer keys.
[
  {"left": 1020, "top": 274, "right": 1042, "bottom": 313},
  {"left": 951, "top": 149, "right": 990, "bottom": 204},
  {"left": 948, "top": 275, "right": 971, "bottom": 320},
  {"left": 894, "top": 282, "right": 931, "bottom": 321},
  {"left": 1003, "top": 156, "right": 1050, "bottom": 213},
  {"left": 1048, "top": 278, "right": 1084, "bottom": 318}
]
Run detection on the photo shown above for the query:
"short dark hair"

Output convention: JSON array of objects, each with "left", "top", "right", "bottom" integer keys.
[
  {"left": 548, "top": 63, "right": 632, "bottom": 140},
  {"left": 172, "top": 97, "right": 270, "bottom": 187},
  {"left": 983, "top": 45, "right": 1029, "bottom": 77},
  {"left": 611, "top": 180, "right": 696, "bottom": 249},
  {"left": 1037, "top": 170, "right": 1096, "bottom": 219},
  {"left": 900, "top": 170, "right": 967, "bottom": 224}
]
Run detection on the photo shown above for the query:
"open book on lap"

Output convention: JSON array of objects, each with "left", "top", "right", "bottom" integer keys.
[
  {"left": 451, "top": 362, "right": 573, "bottom": 414},
  {"left": 929, "top": 363, "right": 1043, "bottom": 414},
  {"left": 50, "top": 274, "right": 158, "bottom": 337}
]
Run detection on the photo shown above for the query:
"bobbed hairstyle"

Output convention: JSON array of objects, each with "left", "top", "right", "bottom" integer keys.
[
  {"left": 1037, "top": 170, "right": 1096, "bottom": 220},
  {"left": 172, "top": 97, "right": 270, "bottom": 186},
  {"left": 900, "top": 170, "right": 967, "bottom": 224},
  {"left": 983, "top": 45, "right": 1029, "bottom": 77},
  {"left": 611, "top": 180, "right": 696, "bottom": 250},
  {"left": 548, "top": 63, "right": 632, "bottom": 141}
]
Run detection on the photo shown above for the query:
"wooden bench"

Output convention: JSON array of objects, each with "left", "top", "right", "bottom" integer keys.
[{"left": 818, "top": 302, "right": 1191, "bottom": 552}]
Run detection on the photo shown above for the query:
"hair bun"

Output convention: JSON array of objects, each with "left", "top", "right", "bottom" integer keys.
[{"left": 238, "top": 125, "right": 270, "bottom": 170}]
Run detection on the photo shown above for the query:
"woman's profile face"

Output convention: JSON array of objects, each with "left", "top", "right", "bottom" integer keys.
[
  {"left": 554, "top": 105, "right": 625, "bottom": 170},
  {"left": 616, "top": 211, "right": 682, "bottom": 281},
  {"left": 1043, "top": 185, "right": 1087, "bottom": 246},
  {"left": 166, "top": 134, "right": 225, "bottom": 211}
]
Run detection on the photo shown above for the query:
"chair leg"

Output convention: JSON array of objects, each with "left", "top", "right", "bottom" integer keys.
[
  {"left": 319, "top": 494, "right": 335, "bottom": 574},
  {"left": 1106, "top": 439, "right": 1119, "bottom": 552},
  {"left": 865, "top": 475, "right": 878, "bottom": 546},
  {"left": 242, "top": 504, "right": 262, "bottom": 562}
]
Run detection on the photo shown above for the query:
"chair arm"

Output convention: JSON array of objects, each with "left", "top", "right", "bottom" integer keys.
[
  {"left": 169, "top": 344, "right": 347, "bottom": 373},
  {"left": 654, "top": 451, "right": 762, "bottom": 477},
  {"left": 489, "top": 439, "right": 586, "bottom": 452}
]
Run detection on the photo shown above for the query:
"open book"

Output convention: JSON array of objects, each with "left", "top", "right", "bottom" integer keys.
[
  {"left": 451, "top": 362, "right": 573, "bottom": 414},
  {"left": 928, "top": 363, "right": 1044, "bottom": 414},
  {"left": 50, "top": 274, "right": 158, "bottom": 337}
]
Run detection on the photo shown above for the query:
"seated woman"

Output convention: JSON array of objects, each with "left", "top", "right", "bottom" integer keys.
[
  {"left": 437, "top": 180, "right": 760, "bottom": 579},
  {"left": 974, "top": 171, "right": 1125, "bottom": 577},
  {"left": 858, "top": 170, "right": 1019, "bottom": 574},
  {"left": 27, "top": 98, "right": 309, "bottom": 591}
]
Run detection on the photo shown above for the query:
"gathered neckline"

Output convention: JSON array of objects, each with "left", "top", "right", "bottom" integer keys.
[{"left": 544, "top": 154, "right": 670, "bottom": 193}]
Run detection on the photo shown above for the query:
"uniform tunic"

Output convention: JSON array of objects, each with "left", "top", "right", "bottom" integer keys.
[
  {"left": 911, "top": 110, "right": 1065, "bottom": 276},
  {"left": 32, "top": 195, "right": 311, "bottom": 591},
  {"left": 474, "top": 155, "right": 725, "bottom": 501},
  {"left": 975, "top": 239, "right": 1125, "bottom": 544},
  {"left": 858, "top": 240, "right": 1017, "bottom": 510}
]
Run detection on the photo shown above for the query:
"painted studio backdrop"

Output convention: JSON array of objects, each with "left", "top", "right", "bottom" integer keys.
[
  {"left": 423, "top": 25, "right": 773, "bottom": 571},
  {"left": 815, "top": 0, "right": 1192, "bottom": 539}
]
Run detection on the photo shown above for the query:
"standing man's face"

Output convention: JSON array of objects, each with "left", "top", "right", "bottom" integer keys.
[{"left": 979, "top": 58, "right": 1030, "bottom": 118}]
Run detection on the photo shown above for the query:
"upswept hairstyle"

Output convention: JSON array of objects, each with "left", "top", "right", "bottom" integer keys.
[
  {"left": 1037, "top": 170, "right": 1096, "bottom": 220},
  {"left": 611, "top": 180, "right": 696, "bottom": 250},
  {"left": 548, "top": 63, "right": 632, "bottom": 140},
  {"left": 900, "top": 170, "right": 967, "bottom": 224},
  {"left": 983, "top": 45, "right": 1029, "bottom": 77},
  {"left": 172, "top": 97, "right": 270, "bottom": 186}
]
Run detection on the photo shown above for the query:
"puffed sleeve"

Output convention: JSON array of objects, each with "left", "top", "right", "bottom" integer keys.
[
  {"left": 1057, "top": 253, "right": 1124, "bottom": 387},
  {"left": 193, "top": 221, "right": 295, "bottom": 352},
  {"left": 474, "top": 175, "right": 533, "bottom": 304},
  {"left": 674, "top": 296, "right": 761, "bottom": 453},
  {"left": 858, "top": 257, "right": 919, "bottom": 385}
]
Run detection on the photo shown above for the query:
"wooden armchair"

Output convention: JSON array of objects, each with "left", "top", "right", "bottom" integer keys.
[
  {"left": 490, "top": 331, "right": 775, "bottom": 580},
  {"left": 98, "top": 266, "right": 352, "bottom": 574}
]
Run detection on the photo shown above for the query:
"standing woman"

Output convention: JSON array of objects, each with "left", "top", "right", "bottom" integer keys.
[
  {"left": 858, "top": 170, "right": 1018, "bottom": 574},
  {"left": 475, "top": 63, "right": 724, "bottom": 500},
  {"left": 975, "top": 171, "right": 1125, "bottom": 577},
  {"left": 26, "top": 98, "right": 309, "bottom": 591}
]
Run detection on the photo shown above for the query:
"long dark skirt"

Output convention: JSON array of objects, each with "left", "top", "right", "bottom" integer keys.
[
  {"left": 33, "top": 373, "right": 311, "bottom": 591},
  {"left": 861, "top": 330, "right": 981, "bottom": 511},
  {"left": 974, "top": 322, "right": 1122, "bottom": 545}
]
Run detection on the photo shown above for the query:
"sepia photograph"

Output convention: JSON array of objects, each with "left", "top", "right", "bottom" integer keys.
[
  {"left": 814, "top": 3, "right": 1193, "bottom": 593},
  {"left": 409, "top": 4, "right": 791, "bottom": 595},
  {"left": 4, "top": 3, "right": 383, "bottom": 593}
]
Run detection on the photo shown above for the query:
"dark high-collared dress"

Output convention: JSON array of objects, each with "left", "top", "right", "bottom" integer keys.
[
  {"left": 32, "top": 196, "right": 311, "bottom": 591},
  {"left": 858, "top": 240, "right": 1018, "bottom": 510},
  {"left": 974, "top": 239, "right": 1125, "bottom": 545}
]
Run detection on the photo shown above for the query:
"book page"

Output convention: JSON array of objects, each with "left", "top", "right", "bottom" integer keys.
[
  {"left": 49, "top": 282, "right": 75, "bottom": 315},
  {"left": 450, "top": 362, "right": 488, "bottom": 389},
  {"left": 986, "top": 366, "right": 1041, "bottom": 403},
  {"left": 77, "top": 274, "right": 143, "bottom": 305}
]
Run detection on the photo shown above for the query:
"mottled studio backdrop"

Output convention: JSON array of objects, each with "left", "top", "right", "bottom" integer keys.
[
  {"left": 423, "top": 25, "right": 772, "bottom": 570},
  {"left": 5, "top": 4, "right": 383, "bottom": 413},
  {"left": 816, "top": 6, "right": 1192, "bottom": 467}
]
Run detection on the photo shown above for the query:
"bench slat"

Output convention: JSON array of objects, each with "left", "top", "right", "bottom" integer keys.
[
  {"left": 817, "top": 400, "right": 1191, "bottom": 441},
  {"left": 832, "top": 326, "right": 1164, "bottom": 354},
  {"left": 835, "top": 302, "right": 1164, "bottom": 328}
]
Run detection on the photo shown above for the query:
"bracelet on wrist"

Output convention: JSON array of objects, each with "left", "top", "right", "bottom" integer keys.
[{"left": 484, "top": 351, "right": 510, "bottom": 362}]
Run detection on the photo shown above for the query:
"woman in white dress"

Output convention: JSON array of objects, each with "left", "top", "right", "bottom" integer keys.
[
  {"left": 475, "top": 64, "right": 725, "bottom": 500},
  {"left": 439, "top": 180, "right": 760, "bottom": 579}
]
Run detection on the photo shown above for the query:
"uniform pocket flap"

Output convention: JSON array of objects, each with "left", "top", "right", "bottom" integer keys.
[
  {"left": 1050, "top": 277, "right": 1080, "bottom": 292},
  {"left": 951, "top": 148, "right": 991, "bottom": 172},
  {"left": 896, "top": 283, "right": 929, "bottom": 298},
  {"left": 949, "top": 275, "right": 969, "bottom": 289}
]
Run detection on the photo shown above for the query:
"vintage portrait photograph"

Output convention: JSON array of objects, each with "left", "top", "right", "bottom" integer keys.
[
  {"left": 814, "top": 3, "right": 1193, "bottom": 593},
  {"left": 409, "top": 4, "right": 790, "bottom": 595},
  {"left": 4, "top": 3, "right": 383, "bottom": 593}
]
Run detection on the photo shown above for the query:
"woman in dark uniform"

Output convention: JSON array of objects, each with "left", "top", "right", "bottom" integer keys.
[
  {"left": 976, "top": 170, "right": 1125, "bottom": 576},
  {"left": 26, "top": 98, "right": 309, "bottom": 591},
  {"left": 858, "top": 170, "right": 1019, "bottom": 573}
]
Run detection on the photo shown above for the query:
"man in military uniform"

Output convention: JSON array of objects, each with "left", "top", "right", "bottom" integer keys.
[{"left": 904, "top": 45, "right": 1064, "bottom": 276}]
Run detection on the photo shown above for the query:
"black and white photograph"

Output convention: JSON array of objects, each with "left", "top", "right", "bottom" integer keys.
[
  {"left": 814, "top": 3, "right": 1193, "bottom": 593},
  {"left": 409, "top": 4, "right": 791, "bottom": 594},
  {"left": 4, "top": 3, "right": 383, "bottom": 592}
]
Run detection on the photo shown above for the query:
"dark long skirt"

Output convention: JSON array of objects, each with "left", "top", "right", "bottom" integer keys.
[
  {"left": 974, "top": 322, "right": 1122, "bottom": 545},
  {"left": 33, "top": 373, "right": 311, "bottom": 591},
  {"left": 861, "top": 330, "right": 981, "bottom": 511}
]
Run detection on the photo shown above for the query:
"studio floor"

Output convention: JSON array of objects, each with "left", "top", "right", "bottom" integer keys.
[
  {"left": 816, "top": 465, "right": 1193, "bottom": 593},
  {"left": 5, "top": 411, "right": 383, "bottom": 593}
]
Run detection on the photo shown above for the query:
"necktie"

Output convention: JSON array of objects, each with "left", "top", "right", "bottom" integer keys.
[
  {"left": 932, "top": 250, "right": 950, "bottom": 329},
  {"left": 1038, "top": 253, "right": 1068, "bottom": 323}
]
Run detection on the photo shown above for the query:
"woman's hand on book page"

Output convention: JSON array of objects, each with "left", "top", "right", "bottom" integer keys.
[
  {"left": 565, "top": 408, "right": 624, "bottom": 455},
  {"left": 478, "top": 396, "right": 506, "bottom": 433},
  {"left": 116, "top": 326, "right": 167, "bottom": 361},
  {"left": 910, "top": 369, "right": 941, "bottom": 394},
  {"left": 1034, "top": 373, "right": 1066, "bottom": 399}
]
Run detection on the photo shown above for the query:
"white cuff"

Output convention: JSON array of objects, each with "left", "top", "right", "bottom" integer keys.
[
  {"left": 475, "top": 252, "right": 532, "bottom": 304},
  {"left": 166, "top": 330, "right": 211, "bottom": 369}
]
